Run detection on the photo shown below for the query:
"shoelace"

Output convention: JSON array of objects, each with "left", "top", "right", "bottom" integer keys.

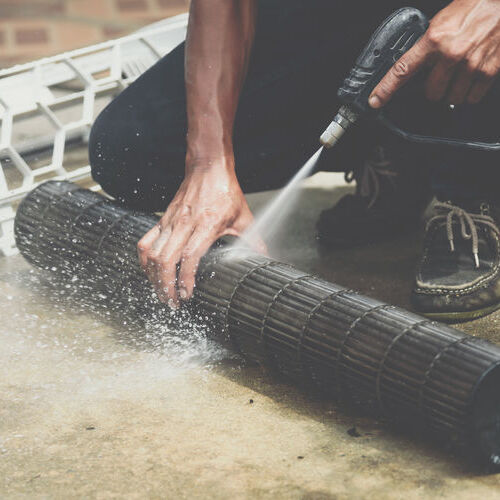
[
  {"left": 344, "top": 146, "right": 398, "bottom": 209},
  {"left": 426, "top": 202, "right": 500, "bottom": 268}
]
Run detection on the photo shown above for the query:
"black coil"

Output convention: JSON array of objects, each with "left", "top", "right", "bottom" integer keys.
[{"left": 14, "top": 180, "right": 500, "bottom": 468}]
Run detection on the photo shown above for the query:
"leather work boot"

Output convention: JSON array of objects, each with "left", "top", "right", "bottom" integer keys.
[
  {"left": 412, "top": 201, "right": 500, "bottom": 322},
  {"left": 316, "top": 145, "right": 432, "bottom": 248}
]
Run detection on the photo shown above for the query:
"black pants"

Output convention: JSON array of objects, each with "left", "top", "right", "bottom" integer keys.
[{"left": 89, "top": 0, "right": 499, "bottom": 213}]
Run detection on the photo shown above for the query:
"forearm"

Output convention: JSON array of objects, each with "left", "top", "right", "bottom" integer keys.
[{"left": 184, "top": 0, "right": 257, "bottom": 169}]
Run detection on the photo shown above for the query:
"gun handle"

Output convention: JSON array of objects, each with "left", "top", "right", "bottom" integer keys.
[{"left": 338, "top": 8, "right": 428, "bottom": 114}]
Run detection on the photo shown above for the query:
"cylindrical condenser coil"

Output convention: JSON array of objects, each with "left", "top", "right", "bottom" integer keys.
[{"left": 14, "top": 180, "right": 500, "bottom": 469}]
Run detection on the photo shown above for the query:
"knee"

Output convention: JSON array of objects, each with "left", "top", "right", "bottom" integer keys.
[
  {"left": 89, "top": 108, "right": 114, "bottom": 190},
  {"left": 88, "top": 102, "right": 184, "bottom": 212},
  {"left": 88, "top": 106, "right": 125, "bottom": 198},
  {"left": 89, "top": 102, "right": 145, "bottom": 206}
]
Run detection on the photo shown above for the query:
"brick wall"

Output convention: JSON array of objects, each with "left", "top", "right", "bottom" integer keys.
[{"left": 0, "top": 0, "right": 189, "bottom": 67}]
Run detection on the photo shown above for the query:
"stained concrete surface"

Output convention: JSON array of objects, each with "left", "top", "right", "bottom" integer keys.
[{"left": 1, "top": 172, "right": 500, "bottom": 499}]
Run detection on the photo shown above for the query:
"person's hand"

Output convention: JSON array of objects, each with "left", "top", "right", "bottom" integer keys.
[
  {"left": 137, "top": 158, "right": 267, "bottom": 307},
  {"left": 369, "top": 0, "right": 500, "bottom": 108}
]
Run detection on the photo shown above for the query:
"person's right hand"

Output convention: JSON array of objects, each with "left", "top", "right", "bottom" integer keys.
[
  {"left": 369, "top": 0, "right": 500, "bottom": 108},
  {"left": 137, "top": 157, "right": 267, "bottom": 308}
]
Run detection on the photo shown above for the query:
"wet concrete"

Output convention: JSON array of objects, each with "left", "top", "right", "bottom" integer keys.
[{"left": 1, "top": 172, "right": 500, "bottom": 499}]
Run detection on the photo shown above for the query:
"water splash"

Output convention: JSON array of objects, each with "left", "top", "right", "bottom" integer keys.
[
  {"left": 236, "top": 146, "right": 324, "bottom": 251},
  {"left": 6, "top": 266, "right": 230, "bottom": 378}
]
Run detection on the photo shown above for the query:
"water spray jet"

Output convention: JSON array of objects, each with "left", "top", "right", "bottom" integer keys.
[{"left": 236, "top": 146, "right": 324, "bottom": 250}]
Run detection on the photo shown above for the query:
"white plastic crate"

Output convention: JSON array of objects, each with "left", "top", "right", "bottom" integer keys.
[{"left": 0, "top": 14, "right": 188, "bottom": 256}]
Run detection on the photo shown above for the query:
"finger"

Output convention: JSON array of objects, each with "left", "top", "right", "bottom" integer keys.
[
  {"left": 236, "top": 231, "right": 268, "bottom": 255},
  {"left": 369, "top": 36, "right": 433, "bottom": 108},
  {"left": 467, "top": 59, "right": 500, "bottom": 104},
  {"left": 156, "top": 222, "right": 195, "bottom": 306},
  {"left": 137, "top": 224, "right": 160, "bottom": 269},
  {"left": 177, "top": 225, "right": 219, "bottom": 300},
  {"left": 446, "top": 64, "right": 475, "bottom": 105},
  {"left": 151, "top": 226, "right": 172, "bottom": 253},
  {"left": 248, "top": 233, "right": 268, "bottom": 255},
  {"left": 145, "top": 206, "right": 178, "bottom": 284},
  {"left": 229, "top": 211, "right": 268, "bottom": 255},
  {"left": 467, "top": 79, "right": 495, "bottom": 104},
  {"left": 146, "top": 226, "right": 172, "bottom": 288},
  {"left": 425, "top": 58, "right": 458, "bottom": 102}
]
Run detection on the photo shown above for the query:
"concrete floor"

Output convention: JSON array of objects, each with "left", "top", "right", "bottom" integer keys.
[{"left": 1, "top": 172, "right": 500, "bottom": 499}]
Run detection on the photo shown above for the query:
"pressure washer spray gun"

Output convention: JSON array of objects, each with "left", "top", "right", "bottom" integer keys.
[{"left": 320, "top": 7, "right": 500, "bottom": 152}]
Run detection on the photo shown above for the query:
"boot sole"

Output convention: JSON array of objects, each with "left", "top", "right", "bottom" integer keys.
[{"left": 420, "top": 301, "right": 500, "bottom": 323}]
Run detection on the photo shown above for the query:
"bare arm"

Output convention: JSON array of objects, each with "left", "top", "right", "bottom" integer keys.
[
  {"left": 138, "top": 0, "right": 265, "bottom": 307},
  {"left": 185, "top": 0, "right": 256, "bottom": 162}
]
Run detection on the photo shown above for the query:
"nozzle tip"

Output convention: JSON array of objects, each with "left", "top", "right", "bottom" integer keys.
[{"left": 320, "top": 119, "right": 346, "bottom": 148}]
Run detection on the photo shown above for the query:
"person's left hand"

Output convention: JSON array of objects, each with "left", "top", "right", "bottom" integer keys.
[
  {"left": 137, "top": 157, "right": 266, "bottom": 308},
  {"left": 369, "top": 0, "right": 500, "bottom": 109}
]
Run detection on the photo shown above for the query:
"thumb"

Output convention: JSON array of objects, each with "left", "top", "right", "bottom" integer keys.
[
  {"left": 246, "top": 233, "right": 268, "bottom": 255},
  {"left": 225, "top": 226, "right": 268, "bottom": 255}
]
